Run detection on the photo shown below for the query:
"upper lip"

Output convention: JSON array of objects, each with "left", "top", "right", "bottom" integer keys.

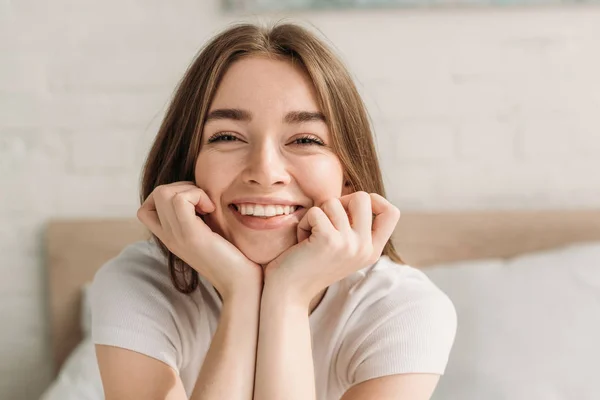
[{"left": 230, "top": 197, "right": 305, "bottom": 207}]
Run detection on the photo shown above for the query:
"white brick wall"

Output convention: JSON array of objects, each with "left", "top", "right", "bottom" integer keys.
[{"left": 2, "top": 2, "right": 600, "bottom": 398}]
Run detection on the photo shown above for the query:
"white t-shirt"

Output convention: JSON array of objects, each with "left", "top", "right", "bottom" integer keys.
[{"left": 91, "top": 239, "right": 457, "bottom": 399}]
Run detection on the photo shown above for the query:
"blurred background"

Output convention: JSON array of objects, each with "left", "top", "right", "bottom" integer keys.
[{"left": 2, "top": 0, "right": 600, "bottom": 399}]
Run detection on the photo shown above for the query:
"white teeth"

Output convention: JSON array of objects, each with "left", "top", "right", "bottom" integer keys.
[
  {"left": 264, "top": 205, "right": 277, "bottom": 217},
  {"left": 236, "top": 204, "right": 298, "bottom": 217}
]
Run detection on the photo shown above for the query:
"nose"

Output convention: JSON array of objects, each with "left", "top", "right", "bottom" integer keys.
[{"left": 242, "top": 138, "right": 291, "bottom": 187}]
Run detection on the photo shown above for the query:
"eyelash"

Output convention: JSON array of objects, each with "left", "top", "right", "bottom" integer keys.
[{"left": 207, "top": 133, "right": 325, "bottom": 146}]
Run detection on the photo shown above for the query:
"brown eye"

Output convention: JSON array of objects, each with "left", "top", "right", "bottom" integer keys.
[
  {"left": 294, "top": 135, "right": 324, "bottom": 146},
  {"left": 207, "top": 133, "right": 239, "bottom": 143}
]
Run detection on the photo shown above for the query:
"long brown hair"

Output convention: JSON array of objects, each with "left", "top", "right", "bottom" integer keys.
[{"left": 140, "top": 21, "right": 405, "bottom": 294}]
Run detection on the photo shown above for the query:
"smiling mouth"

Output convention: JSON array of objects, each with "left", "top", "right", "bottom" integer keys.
[{"left": 229, "top": 204, "right": 304, "bottom": 218}]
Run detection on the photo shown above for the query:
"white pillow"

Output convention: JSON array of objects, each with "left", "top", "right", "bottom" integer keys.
[
  {"left": 39, "top": 283, "right": 102, "bottom": 400},
  {"left": 39, "top": 337, "right": 104, "bottom": 400},
  {"left": 424, "top": 241, "right": 600, "bottom": 400}
]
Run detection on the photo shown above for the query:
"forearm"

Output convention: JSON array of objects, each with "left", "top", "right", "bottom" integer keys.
[
  {"left": 190, "top": 290, "right": 261, "bottom": 400},
  {"left": 254, "top": 280, "right": 316, "bottom": 400}
]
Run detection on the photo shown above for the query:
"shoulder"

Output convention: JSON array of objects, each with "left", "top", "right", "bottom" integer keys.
[
  {"left": 92, "top": 239, "right": 169, "bottom": 290},
  {"left": 336, "top": 256, "right": 457, "bottom": 384},
  {"left": 90, "top": 240, "right": 204, "bottom": 371},
  {"left": 91, "top": 239, "right": 205, "bottom": 316},
  {"left": 345, "top": 255, "right": 457, "bottom": 318}
]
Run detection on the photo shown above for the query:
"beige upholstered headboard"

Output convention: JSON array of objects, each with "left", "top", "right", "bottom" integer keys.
[{"left": 45, "top": 210, "right": 600, "bottom": 375}]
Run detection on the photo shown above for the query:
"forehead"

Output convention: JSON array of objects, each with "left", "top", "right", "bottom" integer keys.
[{"left": 209, "top": 56, "right": 321, "bottom": 113}]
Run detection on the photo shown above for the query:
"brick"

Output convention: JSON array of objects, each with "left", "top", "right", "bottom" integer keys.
[
  {"left": 0, "top": 256, "right": 42, "bottom": 297},
  {"left": 0, "top": 129, "right": 68, "bottom": 171},
  {"left": 52, "top": 173, "right": 140, "bottom": 217},
  {"left": 0, "top": 93, "right": 50, "bottom": 127},
  {"left": 68, "top": 130, "right": 140, "bottom": 172},
  {"left": 0, "top": 4, "right": 50, "bottom": 53},
  {"left": 389, "top": 120, "right": 457, "bottom": 162},
  {"left": 368, "top": 76, "right": 457, "bottom": 120},
  {"left": 434, "top": 160, "right": 600, "bottom": 209},
  {"left": 517, "top": 113, "right": 577, "bottom": 160},
  {"left": 47, "top": 51, "right": 186, "bottom": 92},
  {"left": 0, "top": 129, "right": 69, "bottom": 216},
  {"left": 0, "top": 51, "right": 48, "bottom": 93},
  {"left": 434, "top": 162, "right": 518, "bottom": 201},
  {"left": 381, "top": 163, "right": 439, "bottom": 209},
  {"left": 456, "top": 117, "right": 517, "bottom": 161},
  {"left": 47, "top": 91, "right": 169, "bottom": 129}
]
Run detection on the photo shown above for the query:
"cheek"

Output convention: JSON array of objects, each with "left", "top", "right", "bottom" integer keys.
[
  {"left": 194, "top": 164, "right": 228, "bottom": 235},
  {"left": 297, "top": 156, "right": 344, "bottom": 201},
  {"left": 195, "top": 154, "right": 233, "bottom": 194},
  {"left": 195, "top": 153, "right": 239, "bottom": 223}
]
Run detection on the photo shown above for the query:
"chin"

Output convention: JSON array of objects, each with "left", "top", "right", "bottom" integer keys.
[
  {"left": 234, "top": 233, "right": 296, "bottom": 266},
  {"left": 243, "top": 248, "right": 278, "bottom": 265},
  {"left": 237, "top": 241, "right": 286, "bottom": 265},
  {"left": 206, "top": 214, "right": 299, "bottom": 265}
]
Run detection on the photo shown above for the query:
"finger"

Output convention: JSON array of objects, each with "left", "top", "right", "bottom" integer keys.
[
  {"left": 164, "top": 181, "right": 216, "bottom": 215},
  {"left": 338, "top": 191, "right": 372, "bottom": 237},
  {"left": 165, "top": 181, "right": 196, "bottom": 187},
  {"left": 154, "top": 186, "right": 189, "bottom": 235},
  {"left": 297, "top": 206, "right": 336, "bottom": 243},
  {"left": 149, "top": 182, "right": 210, "bottom": 236},
  {"left": 165, "top": 185, "right": 214, "bottom": 239},
  {"left": 320, "top": 198, "right": 351, "bottom": 232},
  {"left": 172, "top": 188, "right": 215, "bottom": 239},
  {"left": 192, "top": 189, "right": 216, "bottom": 215},
  {"left": 137, "top": 192, "right": 165, "bottom": 241},
  {"left": 369, "top": 193, "right": 401, "bottom": 254}
]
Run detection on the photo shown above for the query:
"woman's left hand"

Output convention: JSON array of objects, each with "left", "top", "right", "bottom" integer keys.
[{"left": 263, "top": 191, "right": 401, "bottom": 306}]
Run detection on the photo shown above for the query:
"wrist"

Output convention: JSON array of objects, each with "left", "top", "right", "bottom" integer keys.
[
  {"left": 213, "top": 268, "right": 262, "bottom": 304},
  {"left": 221, "top": 286, "right": 262, "bottom": 311},
  {"left": 263, "top": 272, "right": 312, "bottom": 310}
]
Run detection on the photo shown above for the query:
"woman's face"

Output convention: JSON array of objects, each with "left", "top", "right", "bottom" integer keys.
[{"left": 195, "top": 56, "right": 350, "bottom": 265}]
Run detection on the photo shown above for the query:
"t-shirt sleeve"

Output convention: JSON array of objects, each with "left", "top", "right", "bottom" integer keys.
[
  {"left": 343, "top": 274, "right": 458, "bottom": 385},
  {"left": 90, "top": 243, "right": 193, "bottom": 372}
]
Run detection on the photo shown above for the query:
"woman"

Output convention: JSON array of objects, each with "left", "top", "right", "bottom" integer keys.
[{"left": 91, "top": 22, "right": 457, "bottom": 400}]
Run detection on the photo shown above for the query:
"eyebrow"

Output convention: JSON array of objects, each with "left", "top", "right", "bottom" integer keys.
[
  {"left": 205, "top": 108, "right": 327, "bottom": 124},
  {"left": 205, "top": 108, "right": 252, "bottom": 122}
]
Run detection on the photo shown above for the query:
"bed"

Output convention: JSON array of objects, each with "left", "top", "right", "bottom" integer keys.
[{"left": 41, "top": 210, "right": 600, "bottom": 399}]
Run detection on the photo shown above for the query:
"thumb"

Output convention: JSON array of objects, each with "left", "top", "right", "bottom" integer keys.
[{"left": 194, "top": 190, "right": 216, "bottom": 215}]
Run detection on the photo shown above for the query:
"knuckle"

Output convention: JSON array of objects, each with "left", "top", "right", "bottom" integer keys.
[
  {"left": 351, "top": 243, "right": 365, "bottom": 258},
  {"left": 154, "top": 185, "right": 169, "bottom": 199},
  {"left": 322, "top": 198, "right": 338, "bottom": 210},
  {"left": 353, "top": 191, "right": 370, "bottom": 203},
  {"left": 322, "top": 233, "right": 340, "bottom": 248},
  {"left": 308, "top": 206, "right": 322, "bottom": 217},
  {"left": 369, "top": 192, "right": 383, "bottom": 201},
  {"left": 172, "top": 191, "right": 186, "bottom": 204}
]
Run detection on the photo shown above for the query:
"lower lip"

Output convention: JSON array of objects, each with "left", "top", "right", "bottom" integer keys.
[{"left": 229, "top": 204, "right": 304, "bottom": 230}]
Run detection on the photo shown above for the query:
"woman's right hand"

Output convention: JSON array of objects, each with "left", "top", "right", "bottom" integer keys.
[{"left": 137, "top": 181, "right": 262, "bottom": 301}]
